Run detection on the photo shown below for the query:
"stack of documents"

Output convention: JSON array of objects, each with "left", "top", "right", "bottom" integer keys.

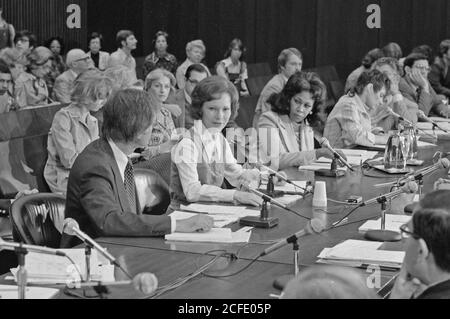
[
  {"left": 0, "top": 285, "right": 59, "bottom": 299},
  {"left": 9, "top": 249, "right": 114, "bottom": 285},
  {"left": 317, "top": 240, "right": 405, "bottom": 269},
  {"left": 180, "top": 203, "right": 260, "bottom": 219},
  {"left": 359, "top": 214, "right": 411, "bottom": 233},
  {"left": 165, "top": 227, "right": 252, "bottom": 244},
  {"left": 299, "top": 162, "right": 348, "bottom": 172},
  {"left": 170, "top": 210, "right": 239, "bottom": 228}
]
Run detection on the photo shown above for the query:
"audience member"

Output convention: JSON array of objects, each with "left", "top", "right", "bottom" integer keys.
[
  {"left": 176, "top": 39, "right": 210, "bottom": 90},
  {"left": 104, "top": 64, "right": 140, "bottom": 91},
  {"left": 44, "top": 36, "right": 67, "bottom": 96},
  {"left": 14, "top": 30, "right": 36, "bottom": 55},
  {"left": 282, "top": 265, "right": 379, "bottom": 299},
  {"left": 399, "top": 53, "right": 448, "bottom": 117},
  {"left": 253, "top": 48, "right": 303, "bottom": 127},
  {"left": 345, "top": 48, "right": 384, "bottom": 93},
  {"left": 87, "top": 32, "right": 110, "bottom": 71},
  {"left": 108, "top": 30, "right": 138, "bottom": 83},
  {"left": 383, "top": 42, "right": 403, "bottom": 60},
  {"left": 44, "top": 71, "right": 112, "bottom": 194},
  {"left": 143, "top": 31, "right": 178, "bottom": 77},
  {"left": 324, "top": 70, "right": 390, "bottom": 148},
  {"left": 0, "top": 47, "right": 27, "bottom": 83},
  {"left": 0, "top": 59, "right": 15, "bottom": 113},
  {"left": 0, "top": 6, "right": 15, "bottom": 50},
  {"left": 15, "top": 46, "right": 52, "bottom": 108},
  {"left": 412, "top": 45, "right": 435, "bottom": 65},
  {"left": 61, "top": 89, "right": 213, "bottom": 248},
  {"left": 53, "top": 49, "right": 94, "bottom": 104},
  {"left": 257, "top": 72, "right": 342, "bottom": 170},
  {"left": 170, "top": 76, "right": 262, "bottom": 210},
  {"left": 216, "top": 38, "right": 249, "bottom": 96},
  {"left": 429, "top": 39, "right": 450, "bottom": 99},
  {"left": 391, "top": 190, "right": 450, "bottom": 299}
]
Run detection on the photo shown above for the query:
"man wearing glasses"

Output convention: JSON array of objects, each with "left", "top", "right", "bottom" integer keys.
[
  {"left": 399, "top": 53, "right": 448, "bottom": 118},
  {"left": 53, "top": 49, "right": 94, "bottom": 104},
  {"left": 391, "top": 190, "right": 450, "bottom": 299}
]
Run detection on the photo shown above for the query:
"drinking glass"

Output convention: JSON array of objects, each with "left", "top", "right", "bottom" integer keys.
[{"left": 399, "top": 134, "right": 411, "bottom": 170}]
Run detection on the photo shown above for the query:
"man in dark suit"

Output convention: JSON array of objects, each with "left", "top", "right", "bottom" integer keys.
[
  {"left": 391, "top": 190, "right": 450, "bottom": 299},
  {"left": 61, "top": 89, "right": 213, "bottom": 247}
]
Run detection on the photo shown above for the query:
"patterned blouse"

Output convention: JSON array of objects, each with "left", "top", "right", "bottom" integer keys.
[{"left": 143, "top": 52, "right": 178, "bottom": 77}]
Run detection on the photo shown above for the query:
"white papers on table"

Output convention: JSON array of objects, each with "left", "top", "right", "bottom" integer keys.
[
  {"left": 359, "top": 214, "right": 411, "bottom": 233},
  {"left": 372, "top": 140, "right": 436, "bottom": 151},
  {"left": 317, "top": 240, "right": 405, "bottom": 269},
  {"left": 9, "top": 249, "right": 114, "bottom": 284},
  {"left": 261, "top": 180, "right": 306, "bottom": 205},
  {"left": 170, "top": 211, "right": 239, "bottom": 228},
  {"left": 0, "top": 285, "right": 59, "bottom": 299},
  {"left": 180, "top": 203, "right": 260, "bottom": 218},
  {"left": 299, "top": 162, "right": 348, "bottom": 172},
  {"left": 165, "top": 227, "right": 251, "bottom": 244}
]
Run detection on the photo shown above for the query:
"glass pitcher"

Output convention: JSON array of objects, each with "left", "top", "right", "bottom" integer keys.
[
  {"left": 384, "top": 130, "right": 403, "bottom": 169},
  {"left": 402, "top": 124, "right": 418, "bottom": 160}
]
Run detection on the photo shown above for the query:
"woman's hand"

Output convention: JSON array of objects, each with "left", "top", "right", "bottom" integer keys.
[{"left": 164, "top": 103, "right": 182, "bottom": 117}]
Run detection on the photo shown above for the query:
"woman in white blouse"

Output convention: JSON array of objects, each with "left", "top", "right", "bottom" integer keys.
[{"left": 170, "top": 76, "right": 262, "bottom": 209}]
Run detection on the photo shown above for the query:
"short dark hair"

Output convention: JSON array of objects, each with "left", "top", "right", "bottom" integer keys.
[
  {"left": 350, "top": 69, "right": 391, "bottom": 96},
  {"left": 14, "top": 30, "right": 37, "bottom": 48},
  {"left": 116, "top": 30, "right": 134, "bottom": 48},
  {"left": 412, "top": 45, "right": 434, "bottom": 64},
  {"left": 0, "top": 59, "right": 11, "bottom": 74},
  {"left": 362, "top": 48, "right": 385, "bottom": 69},
  {"left": 382, "top": 42, "right": 403, "bottom": 60},
  {"left": 438, "top": 39, "right": 450, "bottom": 58},
  {"left": 414, "top": 190, "right": 450, "bottom": 272},
  {"left": 403, "top": 53, "right": 429, "bottom": 69},
  {"left": 153, "top": 31, "right": 169, "bottom": 47},
  {"left": 185, "top": 63, "right": 208, "bottom": 80},
  {"left": 89, "top": 32, "right": 104, "bottom": 46},
  {"left": 224, "top": 38, "right": 246, "bottom": 61},
  {"left": 190, "top": 76, "right": 239, "bottom": 121},
  {"left": 278, "top": 48, "right": 302, "bottom": 71},
  {"left": 45, "top": 36, "right": 65, "bottom": 54},
  {"left": 102, "top": 89, "right": 157, "bottom": 143},
  {"left": 267, "top": 71, "right": 326, "bottom": 125},
  {"left": 372, "top": 57, "right": 401, "bottom": 74}
]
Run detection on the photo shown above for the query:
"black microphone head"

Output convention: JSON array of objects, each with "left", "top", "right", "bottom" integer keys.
[
  {"left": 310, "top": 218, "right": 326, "bottom": 234},
  {"left": 63, "top": 218, "right": 80, "bottom": 236}
]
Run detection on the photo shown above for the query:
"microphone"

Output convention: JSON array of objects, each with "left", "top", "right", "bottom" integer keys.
[
  {"left": 399, "top": 158, "right": 450, "bottom": 185},
  {"left": 63, "top": 218, "right": 116, "bottom": 264},
  {"left": 316, "top": 137, "right": 354, "bottom": 172},
  {"left": 255, "top": 163, "right": 309, "bottom": 194},
  {"left": 418, "top": 113, "right": 449, "bottom": 133},
  {"left": 260, "top": 219, "right": 325, "bottom": 257},
  {"left": 361, "top": 181, "right": 418, "bottom": 206},
  {"left": 0, "top": 238, "right": 67, "bottom": 256},
  {"left": 387, "top": 108, "right": 413, "bottom": 126}
]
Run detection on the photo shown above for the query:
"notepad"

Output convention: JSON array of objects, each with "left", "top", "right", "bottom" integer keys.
[
  {"left": 180, "top": 204, "right": 260, "bottom": 218},
  {"left": 165, "top": 228, "right": 251, "bottom": 244},
  {"left": 359, "top": 214, "right": 411, "bottom": 233},
  {"left": 0, "top": 285, "right": 59, "bottom": 299},
  {"left": 299, "top": 162, "right": 348, "bottom": 172},
  {"left": 170, "top": 211, "right": 239, "bottom": 228}
]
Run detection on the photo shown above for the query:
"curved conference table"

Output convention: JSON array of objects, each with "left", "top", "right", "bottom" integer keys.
[{"left": 2, "top": 139, "right": 450, "bottom": 299}]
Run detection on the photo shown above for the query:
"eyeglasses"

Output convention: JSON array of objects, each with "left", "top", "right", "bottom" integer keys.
[
  {"left": 400, "top": 224, "right": 421, "bottom": 240},
  {"left": 413, "top": 66, "right": 431, "bottom": 72}
]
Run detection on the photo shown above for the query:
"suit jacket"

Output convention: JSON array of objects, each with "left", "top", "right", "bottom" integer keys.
[
  {"left": 429, "top": 57, "right": 450, "bottom": 98},
  {"left": 399, "top": 76, "right": 447, "bottom": 117},
  {"left": 88, "top": 51, "right": 110, "bottom": 71},
  {"left": 53, "top": 70, "right": 77, "bottom": 104},
  {"left": 60, "top": 138, "right": 171, "bottom": 248},
  {"left": 416, "top": 279, "right": 450, "bottom": 299}
]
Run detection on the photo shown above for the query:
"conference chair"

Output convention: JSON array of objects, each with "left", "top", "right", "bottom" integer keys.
[
  {"left": 247, "top": 62, "right": 272, "bottom": 78},
  {"left": 9, "top": 193, "right": 66, "bottom": 248},
  {"left": 135, "top": 153, "right": 172, "bottom": 187},
  {"left": 247, "top": 75, "right": 273, "bottom": 96},
  {"left": 134, "top": 168, "right": 171, "bottom": 215}
]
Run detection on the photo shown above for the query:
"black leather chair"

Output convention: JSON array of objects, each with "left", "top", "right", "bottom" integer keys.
[
  {"left": 135, "top": 153, "right": 172, "bottom": 187},
  {"left": 134, "top": 168, "right": 171, "bottom": 215},
  {"left": 9, "top": 193, "right": 65, "bottom": 248}
]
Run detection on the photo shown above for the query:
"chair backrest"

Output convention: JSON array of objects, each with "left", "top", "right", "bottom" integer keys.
[
  {"left": 247, "top": 63, "right": 272, "bottom": 78},
  {"left": 134, "top": 152, "right": 172, "bottom": 189},
  {"left": 9, "top": 193, "right": 66, "bottom": 248},
  {"left": 247, "top": 75, "right": 273, "bottom": 96},
  {"left": 134, "top": 168, "right": 171, "bottom": 215},
  {"left": 135, "top": 56, "right": 145, "bottom": 80},
  {"left": 235, "top": 95, "right": 260, "bottom": 130}
]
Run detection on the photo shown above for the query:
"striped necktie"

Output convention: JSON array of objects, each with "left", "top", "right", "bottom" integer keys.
[{"left": 124, "top": 161, "right": 137, "bottom": 214}]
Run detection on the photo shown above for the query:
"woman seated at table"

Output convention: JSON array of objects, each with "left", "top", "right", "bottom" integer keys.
[
  {"left": 14, "top": 46, "right": 53, "bottom": 108},
  {"left": 44, "top": 70, "right": 112, "bottom": 194},
  {"left": 170, "top": 76, "right": 262, "bottom": 210},
  {"left": 324, "top": 69, "right": 391, "bottom": 149},
  {"left": 257, "top": 71, "right": 341, "bottom": 170}
]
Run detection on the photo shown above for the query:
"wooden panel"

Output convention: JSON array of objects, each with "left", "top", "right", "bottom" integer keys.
[{"left": 0, "top": 0, "right": 87, "bottom": 49}]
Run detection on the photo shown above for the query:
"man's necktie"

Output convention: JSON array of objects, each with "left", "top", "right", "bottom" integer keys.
[{"left": 124, "top": 161, "right": 137, "bottom": 214}]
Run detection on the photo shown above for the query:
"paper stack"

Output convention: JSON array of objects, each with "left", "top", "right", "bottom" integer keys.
[
  {"left": 180, "top": 203, "right": 260, "bottom": 219},
  {"left": 165, "top": 227, "right": 251, "bottom": 244},
  {"left": 359, "top": 214, "right": 411, "bottom": 233},
  {"left": 317, "top": 240, "right": 405, "bottom": 269},
  {"left": 170, "top": 210, "right": 239, "bottom": 228}
]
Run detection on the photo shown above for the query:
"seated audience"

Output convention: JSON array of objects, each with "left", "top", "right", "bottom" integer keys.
[
  {"left": 282, "top": 265, "right": 379, "bottom": 299},
  {"left": 429, "top": 39, "right": 450, "bottom": 99},
  {"left": 15, "top": 46, "right": 52, "bottom": 108},
  {"left": 324, "top": 70, "right": 390, "bottom": 148},
  {"left": 0, "top": 59, "right": 15, "bottom": 113},
  {"left": 13, "top": 30, "right": 36, "bottom": 55},
  {"left": 253, "top": 48, "right": 303, "bottom": 127},
  {"left": 44, "top": 36, "right": 67, "bottom": 96},
  {"left": 345, "top": 48, "right": 384, "bottom": 93},
  {"left": 87, "top": 32, "right": 110, "bottom": 71},
  {"left": 108, "top": 30, "right": 138, "bottom": 83},
  {"left": 169, "top": 63, "right": 209, "bottom": 129},
  {"left": 216, "top": 38, "right": 249, "bottom": 96},
  {"left": 399, "top": 53, "right": 448, "bottom": 117},
  {"left": 0, "top": 47, "right": 27, "bottom": 83},
  {"left": 143, "top": 31, "right": 178, "bottom": 77},
  {"left": 391, "top": 190, "right": 450, "bottom": 299},
  {"left": 383, "top": 42, "right": 403, "bottom": 60},
  {"left": 176, "top": 39, "right": 210, "bottom": 90},
  {"left": 142, "top": 69, "right": 178, "bottom": 159},
  {"left": 61, "top": 89, "right": 213, "bottom": 248},
  {"left": 53, "top": 49, "right": 94, "bottom": 104},
  {"left": 170, "top": 76, "right": 262, "bottom": 210},
  {"left": 371, "top": 57, "right": 419, "bottom": 131},
  {"left": 257, "top": 72, "right": 341, "bottom": 170},
  {"left": 104, "top": 64, "right": 140, "bottom": 91},
  {"left": 412, "top": 45, "right": 435, "bottom": 66},
  {"left": 44, "top": 71, "right": 112, "bottom": 194},
  {"left": 0, "top": 6, "right": 15, "bottom": 50}
]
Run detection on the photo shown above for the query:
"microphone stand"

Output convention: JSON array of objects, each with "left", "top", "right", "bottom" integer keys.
[
  {"left": 272, "top": 236, "right": 301, "bottom": 291},
  {"left": 240, "top": 197, "right": 279, "bottom": 228},
  {"left": 364, "top": 195, "right": 401, "bottom": 242},
  {"left": 15, "top": 245, "right": 28, "bottom": 300},
  {"left": 257, "top": 174, "right": 285, "bottom": 198}
]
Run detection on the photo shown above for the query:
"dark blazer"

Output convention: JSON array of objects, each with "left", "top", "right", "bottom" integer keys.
[
  {"left": 60, "top": 137, "right": 171, "bottom": 247},
  {"left": 417, "top": 279, "right": 450, "bottom": 299}
]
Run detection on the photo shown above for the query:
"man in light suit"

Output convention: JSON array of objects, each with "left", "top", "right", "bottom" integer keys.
[
  {"left": 53, "top": 49, "right": 94, "bottom": 104},
  {"left": 61, "top": 89, "right": 212, "bottom": 248}
]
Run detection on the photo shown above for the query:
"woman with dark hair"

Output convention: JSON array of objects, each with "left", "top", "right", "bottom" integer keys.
[
  {"left": 216, "top": 38, "right": 249, "bottom": 96},
  {"left": 257, "top": 72, "right": 340, "bottom": 170},
  {"left": 170, "top": 76, "right": 262, "bottom": 209},
  {"left": 345, "top": 48, "right": 385, "bottom": 93},
  {"left": 143, "top": 31, "right": 178, "bottom": 77},
  {"left": 44, "top": 36, "right": 67, "bottom": 96},
  {"left": 324, "top": 69, "right": 391, "bottom": 148},
  {"left": 87, "top": 32, "right": 110, "bottom": 71}
]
